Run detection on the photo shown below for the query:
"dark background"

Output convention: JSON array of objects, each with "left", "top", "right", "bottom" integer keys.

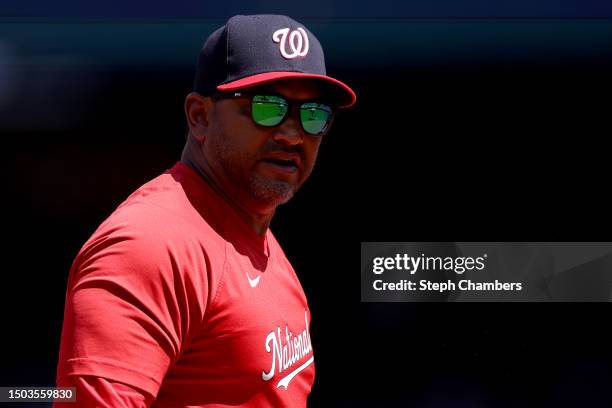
[{"left": 1, "top": 1, "right": 612, "bottom": 407}]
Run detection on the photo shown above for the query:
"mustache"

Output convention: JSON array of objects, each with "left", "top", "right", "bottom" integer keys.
[{"left": 260, "top": 142, "right": 304, "bottom": 157}]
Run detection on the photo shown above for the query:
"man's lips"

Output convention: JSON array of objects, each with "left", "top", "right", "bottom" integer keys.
[{"left": 259, "top": 152, "right": 302, "bottom": 171}]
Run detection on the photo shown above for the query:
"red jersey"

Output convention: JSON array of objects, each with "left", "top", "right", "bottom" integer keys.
[{"left": 55, "top": 162, "right": 315, "bottom": 407}]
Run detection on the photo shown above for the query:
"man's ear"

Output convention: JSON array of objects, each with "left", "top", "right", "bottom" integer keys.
[{"left": 184, "top": 92, "right": 214, "bottom": 142}]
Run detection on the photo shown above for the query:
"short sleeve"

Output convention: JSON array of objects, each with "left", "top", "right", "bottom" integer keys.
[
  {"left": 53, "top": 375, "right": 153, "bottom": 408},
  {"left": 56, "top": 214, "right": 209, "bottom": 399}
]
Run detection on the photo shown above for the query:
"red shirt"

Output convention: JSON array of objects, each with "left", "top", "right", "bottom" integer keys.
[{"left": 56, "top": 162, "right": 315, "bottom": 407}]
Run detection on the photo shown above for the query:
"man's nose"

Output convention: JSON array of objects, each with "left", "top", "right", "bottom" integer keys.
[{"left": 272, "top": 112, "right": 303, "bottom": 146}]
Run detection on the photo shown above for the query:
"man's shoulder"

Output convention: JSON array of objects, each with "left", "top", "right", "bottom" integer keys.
[
  {"left": 84, "top": 170, "right": 225, "bottom": 257},
  {"left": 75, "top": 188, "right": 221, "bottom": 281},
  {"left": 104, "top": 168, "right": 202, "bottom": 232},
  {"left": 75, "top": 163, "right": 230, "bottom": 274},
  {"left": 119, "top": 170, "right": 187, "bottom": 212}
]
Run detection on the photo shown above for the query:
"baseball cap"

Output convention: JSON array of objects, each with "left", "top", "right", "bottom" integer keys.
[{"left": 193, "top": 14, "right": 356, "bottom": 108}]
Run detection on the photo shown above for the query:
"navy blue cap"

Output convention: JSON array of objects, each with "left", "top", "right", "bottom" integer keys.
[{"left": 193, "top": 15, "right": 356, "bottom": 108}]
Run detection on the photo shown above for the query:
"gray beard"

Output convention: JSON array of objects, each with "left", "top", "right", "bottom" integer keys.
[
  {"left": 207, "top": 122, "right": 301, "bottom": 207},
  {"left": 247, "top": 172, "right": 297, "bottom": 206}
]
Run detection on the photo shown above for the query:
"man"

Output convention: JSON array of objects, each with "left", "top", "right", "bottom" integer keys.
[{"left": 55, "top": 14, "right": 356, "bottom": 407}]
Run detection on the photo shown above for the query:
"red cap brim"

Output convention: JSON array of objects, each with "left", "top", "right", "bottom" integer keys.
[{"left": 217, "top": 72, "right": 356, "bottom": 108}]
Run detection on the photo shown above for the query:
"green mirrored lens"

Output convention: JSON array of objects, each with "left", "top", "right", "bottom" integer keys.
[
  {"left": 300, "top": 103, "right": 332, "bottom": 135},
  {"left": 252, "top": 95, "right": 288, "bottom": 126}
]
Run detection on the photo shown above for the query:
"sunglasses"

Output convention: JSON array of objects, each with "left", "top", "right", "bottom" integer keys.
[{"left": 213, "top": 92, "right": 334, "bottom": 136}]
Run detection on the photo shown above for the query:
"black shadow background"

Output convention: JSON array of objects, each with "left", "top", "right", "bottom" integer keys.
[{"left": 1, "top": 14, "right": 611, "bottom": 408}]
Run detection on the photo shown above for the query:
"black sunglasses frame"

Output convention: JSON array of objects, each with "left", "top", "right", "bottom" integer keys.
[{"left": 210, "top": 91, "right": 335, "bottom": 136}]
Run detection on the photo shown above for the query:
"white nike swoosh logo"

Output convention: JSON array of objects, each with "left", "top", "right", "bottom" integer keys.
[
  {"left": 277, "top": 356, "right": 314, "bottom": 390},
  {"left": 246, "top": 272, "right": 261, "bottom": 288}
]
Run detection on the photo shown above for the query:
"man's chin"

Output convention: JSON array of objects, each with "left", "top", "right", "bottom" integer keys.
[{"left": 248, "top": 176, "right": 297, "bottom": 207}]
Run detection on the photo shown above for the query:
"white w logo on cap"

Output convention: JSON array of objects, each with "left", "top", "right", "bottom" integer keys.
[{"left": 272, "top": 28, "right": 309, "bottom": 59}]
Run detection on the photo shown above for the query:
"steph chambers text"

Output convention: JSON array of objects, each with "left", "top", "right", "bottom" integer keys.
[{"left": 373, "top": 279, "right": 523, "bottom": 292}]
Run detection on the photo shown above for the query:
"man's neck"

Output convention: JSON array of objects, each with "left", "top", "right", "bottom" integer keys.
[{"left": 181, "top": 143, "right": 274, "bottom": 237}]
